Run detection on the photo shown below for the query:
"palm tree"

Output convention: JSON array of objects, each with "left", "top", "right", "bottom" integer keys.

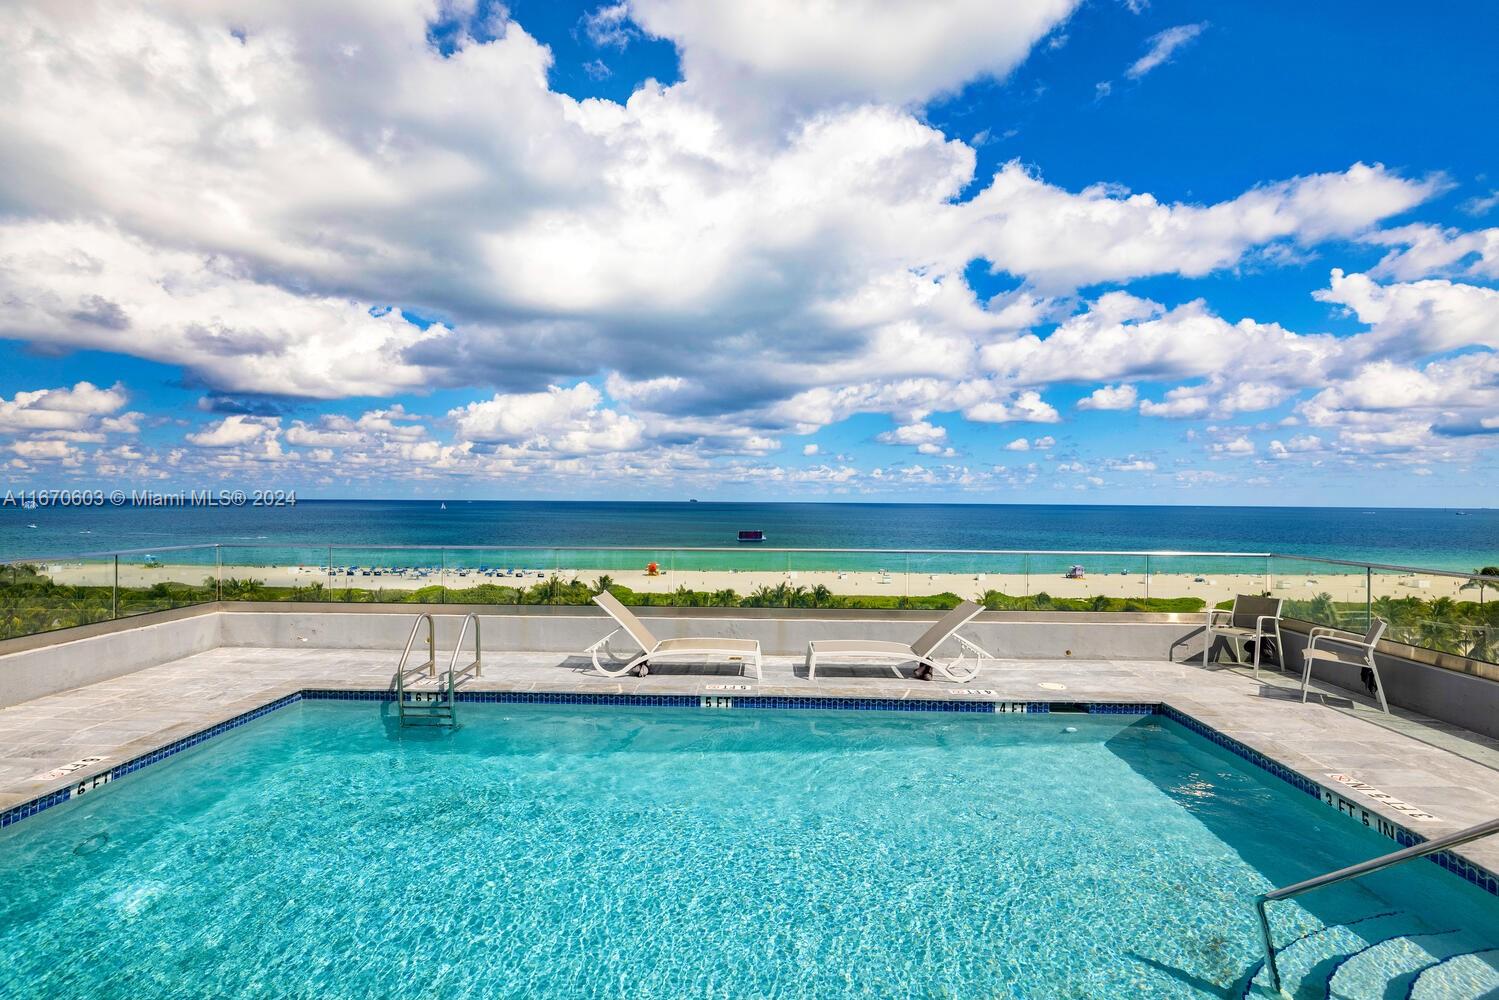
[
  {"left": 810, "top": 584, "right": 832, "bottom": 608},
  {"left": 594, "top": 575, "right": 614, "bottom": 593},
  {"left": 220, "top": 577, "right": 267, "bottom": 601},
  {"left": 745, "top": 585, "right": 777, "bottom": 608},
  {"left": 1460, "top": 567, "right": 1499, "bottom": 604}
]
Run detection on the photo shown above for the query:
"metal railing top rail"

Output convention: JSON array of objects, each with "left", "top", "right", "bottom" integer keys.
[
  {"left": 1271, "top": 553, "right": 1499, "bottom": 581},
  {"left": 1, "top": 541, "right": 1495, "bottom": 583},
  {"left": 317, "top": 544, "right": 1276, "bottom": 556},
  {"left": 0, "top": 542, "right": 221, "bottom": 567}
]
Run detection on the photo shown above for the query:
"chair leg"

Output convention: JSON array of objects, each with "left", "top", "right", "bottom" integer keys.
[
  {"left": 753, "top": 652, "right": 763, "bottom": 681},
  {"left": 806, "top": 647, "right": 816, "bottom": 679},
  {"left": 1368, "top": 656, "right": 1389, "bottom": 714},
  {"left": 1252, "top": 631, "right": 1262, "bottom": 679},
  {"left": 1301, "top": 655, "right": 1313, "bottom": 703}
]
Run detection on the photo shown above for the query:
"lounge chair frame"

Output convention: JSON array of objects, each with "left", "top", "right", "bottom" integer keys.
[
  {"left": 1301, "top": 618, "right": 1389, "bottom": 713},
  {"left": 804, "top": 601, "right": 991, "bottom": 683},
  {"left": 586, "top": 592, "right": 762, "bottom": 679}
]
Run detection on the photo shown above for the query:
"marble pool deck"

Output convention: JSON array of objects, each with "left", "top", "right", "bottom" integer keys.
[{"left": 4, "top": 646, "right": 1499, "bottom": 878}]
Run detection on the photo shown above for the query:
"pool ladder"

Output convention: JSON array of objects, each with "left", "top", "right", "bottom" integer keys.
[{"left": 394, "top": 613, "right": 482, "bottom": 728}]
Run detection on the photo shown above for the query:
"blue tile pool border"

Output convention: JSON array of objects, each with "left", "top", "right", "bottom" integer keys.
[
  {"left": 4, "top": 688, "right": 1497, "bottom": 899},
  {"left": 0, "top": 692, "right": 303, "bottom": 830},
  {"left": 1158, "top": 703, "right": 1499, "bottom": 898}
]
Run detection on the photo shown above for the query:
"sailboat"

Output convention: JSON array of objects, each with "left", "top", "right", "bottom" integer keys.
[{"left": 440, "top": 502, "right": 447, "bottom": 510}]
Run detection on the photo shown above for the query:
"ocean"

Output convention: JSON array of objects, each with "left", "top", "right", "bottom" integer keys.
[{"left": 0, "top": 501, "right": 1495, "bottom": 572}]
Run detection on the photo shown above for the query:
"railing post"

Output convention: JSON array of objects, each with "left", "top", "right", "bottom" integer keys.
[
  {"left": 440, "top": 548, "right": 446, "bottom": 604},
  {"left": 215, "top": 544, "right": 222, "bottom": 602},
  {"left": 1366, "top": 565, "right": 1373, "bottom": 630},
  {"left": 1145, "top": 554, "right": 1150, "bottom": 602},
  {"left": 112, "top": 554, "right": 118, "bottom": 620}
]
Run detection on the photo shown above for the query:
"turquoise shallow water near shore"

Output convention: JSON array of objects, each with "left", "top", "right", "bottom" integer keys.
[
  {"left": 1, "top": 704, "right": 1497, "bottom": 998},
  {"left": 1, "top": 500, "right": 1496, "bottom": 570}
]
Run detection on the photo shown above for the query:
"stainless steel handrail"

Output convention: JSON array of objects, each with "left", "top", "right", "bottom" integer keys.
[
  {"left": 394, "top": 612, "right": 436, "bottom": 694},
  {"left": 1255, "top": 817, "right": 1499, "bottom": 993},
  {"left": 446, "top": 612, "right": 482, "bottom": 687}
]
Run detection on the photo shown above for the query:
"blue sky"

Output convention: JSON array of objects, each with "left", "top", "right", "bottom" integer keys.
[{"left": 1, "top": 0, "right": 1497, "bottom": 503}]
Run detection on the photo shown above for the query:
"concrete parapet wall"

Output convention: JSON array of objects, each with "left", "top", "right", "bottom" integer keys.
[
  {"left": 0, "top": 612, "right": 221, "bottom": 708},
  {"left": 213, "top": 605, "right": 1206, "bottom": 663}
]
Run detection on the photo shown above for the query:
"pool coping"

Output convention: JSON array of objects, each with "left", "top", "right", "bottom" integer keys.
[{"left": 3, "top": 686, "right": 1497, "bottom": 900}]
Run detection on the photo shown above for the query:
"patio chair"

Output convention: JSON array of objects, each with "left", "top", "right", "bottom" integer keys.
[
  {"left": 1301, "top": 618, "right": 1389, "bottom": 713},
  {"left": 1205, "top": 595, "right": 1284, "bottom": 677},
  {"left": 805, "top": 600, "right": 990, "bottom": 682},
  {"left": 586, "top": 591, "right": 761, "bottom": 679}
]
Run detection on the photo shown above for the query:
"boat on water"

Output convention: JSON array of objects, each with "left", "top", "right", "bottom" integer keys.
[{"left": 737, "top": 530, "right": 765, "bottom": 543}]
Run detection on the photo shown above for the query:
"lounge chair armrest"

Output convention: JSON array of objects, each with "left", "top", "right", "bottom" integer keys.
[
  {"left": 584, "top": 626, "right": 627, "bottom": 653},
  {"left": 1255, "top": 615, "right": 1281, "bottom": 631},
  {"left": 954, "top": 634, "right": 991, "bottom": 659},
  {"left": 1206, "top": 608, "right": 1234, "bottom": 623},
  {"left": 1310, "top": 635, "right": 1377, "bottom": 654}
]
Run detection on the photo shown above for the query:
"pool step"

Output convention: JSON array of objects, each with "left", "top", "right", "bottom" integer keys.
[
  {"left": 1408, "top": 948, "right": 1499, "bottom": 1000},
  {"left": 1326, "top": 929, "right": 1466, "bottom": 998},
  {"left": 1242, "top": 912, "right": 1499, "bottom": 1000},
  {"left": 1244, "top": 911, "right": 1408, "bottom": 998}
]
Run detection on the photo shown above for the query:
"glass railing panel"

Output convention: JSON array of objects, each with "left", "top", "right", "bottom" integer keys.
[
  {"left": 963, "top": 553, "right": 1032, "bottom": 610},
  {"left": 428, "top": 547, "right": 550, "bottom": 605},
  {"left": 899, "top": 552, "right": 1022, "bottom": 610},
  {"left": 779, "top": 549, "right": 893, "bottom": 609},
  {"left": 1148, "top": 554, "right": 1269, "bottom": 616},
  {"left": 111, "top": 545, "right": 218, "bottom": 618},
  {"left": 1018, "top": 553, "right": 1150, "bottom": 610},
  {"left": 1267, "top": 555, "right": 1367, "bottom": 631},
  {"left": 549, "top": 547, "right": 676, "bottom": 606},
  {"left": 1371, "top": 567, "right": 1497, "bottom": 664},
  {"left": 317, "top": 545, "right": 440, "bottom": 603},
  {"left": 666, "top": 546, "right": 782, "bottom": 608},
  {"left": 1, "top": 552, "right": 120, "bottom": 638}
]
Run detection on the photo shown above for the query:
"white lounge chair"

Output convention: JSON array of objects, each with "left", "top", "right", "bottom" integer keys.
[
  {"left": 1302, "top": 618, "right": 1389, "bottom": 713},
  {"left": 805, "top": 601, "right": 990, "bottom": 682},
  {"left": 586, "top": 591, "right": 761, "bottom": 679},
  {"left": 1205, "top": 594, "right": 1284, "bottom": 677}
]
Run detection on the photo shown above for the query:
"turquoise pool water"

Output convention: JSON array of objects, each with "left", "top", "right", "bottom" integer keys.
[{"left": 1, "top": 704, "right": 1497, "bottom": 998}]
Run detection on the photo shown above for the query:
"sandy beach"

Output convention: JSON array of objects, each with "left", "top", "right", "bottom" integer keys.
[{"left": 35, "top": 560, "right": 1476, "bottom": 607}]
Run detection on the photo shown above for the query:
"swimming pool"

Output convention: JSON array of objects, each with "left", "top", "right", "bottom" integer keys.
[{"left": 2, "top": 702, "right": 1497, "bottom": 998}]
